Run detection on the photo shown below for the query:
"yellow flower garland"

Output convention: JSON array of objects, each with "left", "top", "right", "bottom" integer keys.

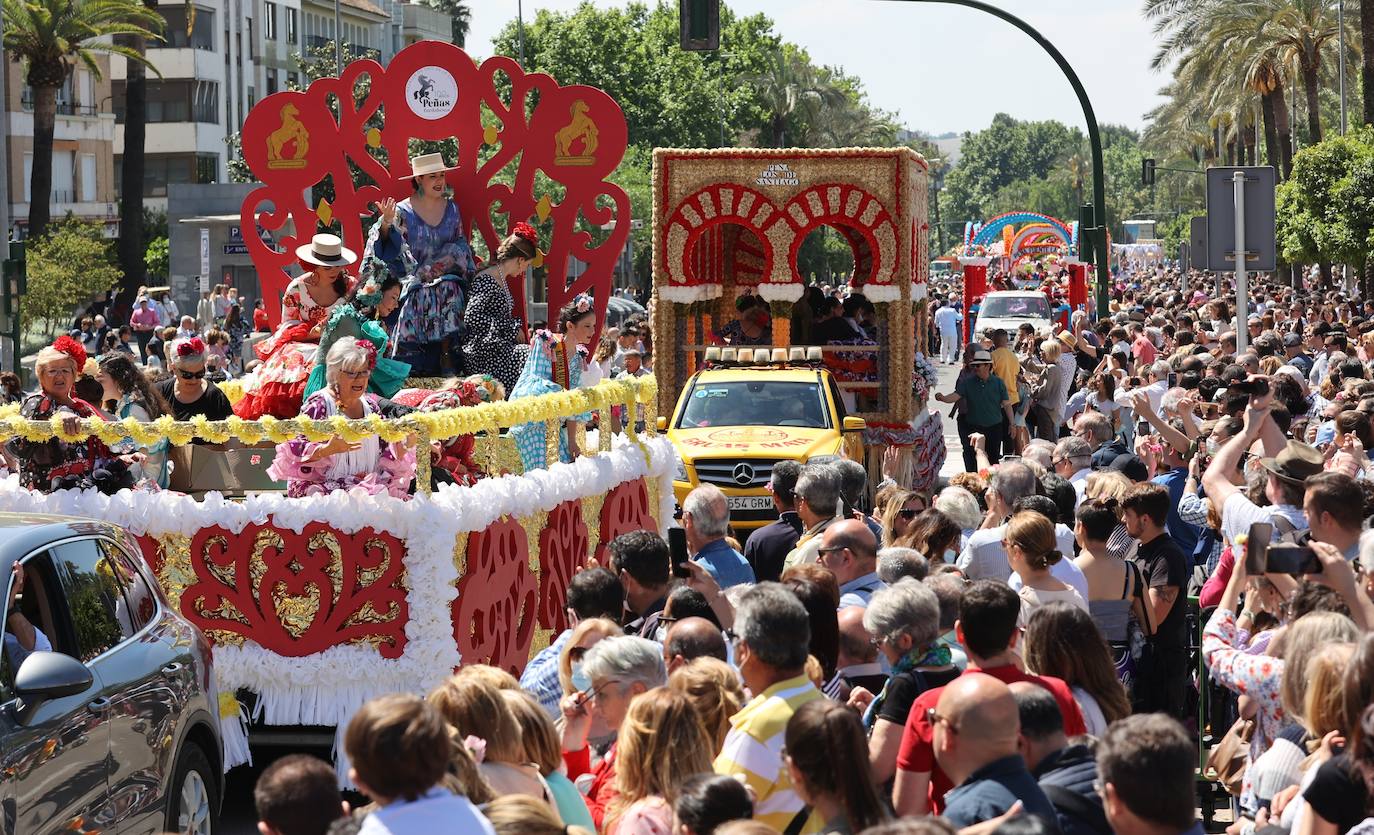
[{"left": 0, "top": 378, "right": 657, "bottom": 446}]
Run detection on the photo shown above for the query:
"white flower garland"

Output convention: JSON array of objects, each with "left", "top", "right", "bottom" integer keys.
[
  {"left": 658, "top": 285, "right": 722, "bottom": 304},
  {"left": 0, "top": 434, "right": 677, "bottom": 778},
  {"left": 862, "top": 284, "right": 903, "bottom": 303},
  {"left": 755, "top": 282, "right": 803, "bottom": 303}
]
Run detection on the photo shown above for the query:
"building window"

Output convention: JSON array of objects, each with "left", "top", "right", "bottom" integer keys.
[
  {"left": 266, "top": 70, "right": 277, "bottom": 95},
  {"left": 112, "top": 79, "right": 220, "bottom": 124},
  {"left": 116, "top": 153, "right": 220, "bottom": 198},
  {"left": 286, "top": 7, "right": 298, "bottom": 44},
  {"left": 80, "top": 153, "right": 97, "bottom": 202},
  {"left": 264, "top": 1, "right": 277, "bottom": 39},
  {"left": 193, "top": 80, "right": 219, "bottom": 123},
  {"left": 159, "top": 6, "right": 215, "bottom": 50}
]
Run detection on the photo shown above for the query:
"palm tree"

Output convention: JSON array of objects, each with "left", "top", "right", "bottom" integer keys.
[
  {"left": 1263, "top": 0, "right": 1347, "bottom": 144},
  {"left": 116, "top": 0, "right": 171, "bottom": 307},
  {"left": 1363, "top": 0, "right": 1374, "bottom": 125},
  {"left": 3, "top": 0, "right": 162, "bottom": 242},
  {"left": 748, "top": 47, "right": 845, "bottom": 147}
]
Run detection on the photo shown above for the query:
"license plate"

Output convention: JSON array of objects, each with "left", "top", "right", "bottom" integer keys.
[{"left": 727, "top": 495, "right": 772, "bottom": 511}]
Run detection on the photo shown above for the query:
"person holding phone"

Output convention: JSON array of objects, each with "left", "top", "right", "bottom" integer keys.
[{"left": 4, "top": 562, "right": 50, "bottom": 672}]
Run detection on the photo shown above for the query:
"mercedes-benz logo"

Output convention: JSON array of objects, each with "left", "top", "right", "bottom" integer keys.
[{"left": 732, "top": 463, "right": 755, "bottom": 486}]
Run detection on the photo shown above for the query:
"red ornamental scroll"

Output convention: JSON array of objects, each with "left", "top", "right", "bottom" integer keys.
[
  {"left": 238, "top": 40, "right": 631, "bottom": 339},
  {"left": 452, "top": 516, "right": 539, "bottom": 674},
  {"left": 537, "top": 499, "right": 590, "bottom": 633},
  {"left": 180, "top": 523, "right": 409, "bottom": 658},
  {"left": 593, "top": 480, "right": 658, "bottom": 566}
]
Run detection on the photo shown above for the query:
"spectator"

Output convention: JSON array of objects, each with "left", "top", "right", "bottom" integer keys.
[
  {"left": 781, "top": 566, "right": 842, "bottom": 694},
  {"left": 1003, "top": 510, "right": 1088, "bottom": 627},
  {"left": 924, "top": 572, "right": 970, "bottom": 671},
  {"left": 156, "top": 337, "right": 234, "bottom": 421},
  {"left": 1051, "top": 437, "right": 1093, "bottom": 506},
  {"left": 834, "top": 605, "right": 888, "bottom": 700},
  {"left": 1023, "top": 602, "right": 1131, "bottom": 737},
  {"left": 1011, "top": 684, "right": 1108, "bottom": 835},
  {"left": 130, "top": 297, "right": 160, "bottom": 355},
  {"left": 877, "top": 546, "right": 929, "bottom": 583},
  {"left": 931, "top": 674, "right": 1059, "bottom": 829},
  {"left": 1121, "top": 482, "right": 1189, "bottom": 718},
  {"left": 819, "top": 518, "right": 886, "bottom": 608},
  {"left": 663, "top": 617, "right": 728, "bottom": 671},
  {"left": 893, "top": 581, "right": 1086, "bottom": 817},
  {"left": 835, "top": 458, "right": 883, "bottom": 541},
  {"left": 501, "top": 690, "right": 596, "bottom": 831},
  {"left": 714, "top": 582, "right": 824, "bottom": 831},
  {"left": 674, "top": 773, "right": 755, "bottom": 835},
  {"left": 254, "top": 754, "right": 348, "bottom": 835},
  {"left": 608, "top": 531, "right": 672, "bottom": 639},
  {"left": 428, "top": 668, "right": 552, "bottom": 806},
  {"left": 606, "top": 689, "right": 715, "bottom": 834},
  {"left": 519, "top": 567, "right": 624, "bottom": 718},
  {"left": 484, "top": 796, "right": 592, "bottom": 835},
  {"left": 1076, "top": 412, "right": 1127, "bottom": 471},
  {"left": 668, "top": 657, "right": 745, "bottom": 750},
  {"left": 1305, "top": 471, "right": 1364, "bottom": 559},
  {"left": 683, "top": 484, "right": 755, "bottom": 588},
  {"left": 744, "top": 459, "right": 804, "bottom": 582},
  {"left": 254, "top": 298, "right": 271, "bottom": 332},
  {"left": 882, "top": 490, "right": 929, "bottom": 548},
  {"left": 1095, "top": 715, "right": 1200, "bottom": 835},
  {"left": 560, "top": 635, "right": 666, "bottom": 829},
  {"left": 556, "top": 617, "right": 623, "bottom": 750},
  {"left": 344, "top": 694, "right": 495, "bottom": 834},
  {"left": 935, "top": 349, "right": 1010, "bottom": 467},
  {"left": 786, "top": 462, "right": 844, "bottom": 569},
  {"left": 957, "top": 461, "right": 1039, "bottom": 581},
  {"left": 785, "top": 699, "right": 892, "bottom": 833}
]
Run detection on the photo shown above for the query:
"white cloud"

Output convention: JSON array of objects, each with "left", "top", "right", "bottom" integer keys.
[{"left": 466, "top": 0, "right": 1165, "bottom": 135}]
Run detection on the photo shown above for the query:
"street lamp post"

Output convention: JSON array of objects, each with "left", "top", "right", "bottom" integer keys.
[{"left": 878, "top": 0, "right": 1111, "bottom": 318}]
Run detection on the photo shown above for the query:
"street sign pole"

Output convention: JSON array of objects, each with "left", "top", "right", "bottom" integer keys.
[{"left": 1233, "top": 170, "right": 1248, "bottom": 355}]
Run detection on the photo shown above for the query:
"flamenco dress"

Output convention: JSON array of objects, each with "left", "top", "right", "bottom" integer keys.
[
  {"left": 509, "top": 331, "right": 592, "bottom": 472},
  {"left": 234, "top": 275, "right": 351, "bottom": 419}
]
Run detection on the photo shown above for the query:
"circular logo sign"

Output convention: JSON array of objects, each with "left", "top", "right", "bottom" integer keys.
[
  {"left": 405, "top": 66, "right": 457, "bottom": 120},
  {"left": 705, "top": 428, "right": 789, "bottom": 444}
]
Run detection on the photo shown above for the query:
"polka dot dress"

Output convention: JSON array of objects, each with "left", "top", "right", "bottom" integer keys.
[{"left": 460, "top": 268, "right": 528, "bottom": 391}]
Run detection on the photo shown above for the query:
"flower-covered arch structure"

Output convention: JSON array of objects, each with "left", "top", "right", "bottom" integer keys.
[
  {"left": 652, "top": 147, "right": 929, "bottom": 425},
  {"left": 237, "top": 39, "right": 631, "bottom": 337},
  {"left": 967, "top": 211, "right": 1074, "bottom": 257}
]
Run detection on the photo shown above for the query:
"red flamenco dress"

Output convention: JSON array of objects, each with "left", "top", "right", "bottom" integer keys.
[{"left": 234, "top": 274, "right": 352, "bottom": 419}]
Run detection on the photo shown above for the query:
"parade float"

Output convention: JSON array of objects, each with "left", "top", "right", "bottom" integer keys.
[
  {"left": 0, "top": 39, "right": 672, "bottom": 771},
  {"left": 650, "top": 147, "right": 945, "bottom": 491}
]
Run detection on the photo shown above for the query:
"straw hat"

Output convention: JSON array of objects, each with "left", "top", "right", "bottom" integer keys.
[
  {"left": 295, "top": 233, "right": 357, "bottom": 267},
  {"left": 401, "top": 152, "right": 459, "bottom": 179},
  {"left": 1056, "top": 330, "right": 1079, "bottom": 351}
]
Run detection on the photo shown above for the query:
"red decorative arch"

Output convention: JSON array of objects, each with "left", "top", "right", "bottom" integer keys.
[
  {"left": 665, "top": 184, "right": 780, "bottom": 286},
  {"left": 782, "top": 184, "right": 896, "bottom": 285},
  {"left": 238, "top": 40, "right": 631, "bottom": 337}
]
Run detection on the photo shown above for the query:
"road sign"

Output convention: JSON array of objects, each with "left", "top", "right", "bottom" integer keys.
[
  {"left": 1205, "top": 166, "right": 1276, "bottom": 272},
  {"left": 200, "top": 228, "right": 211, "bottom": 292},
  {"left": 1189, "top": 216, "right": 1208, "bottom": 270}
]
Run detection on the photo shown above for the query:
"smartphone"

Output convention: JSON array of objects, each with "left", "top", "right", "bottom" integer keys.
[
  {"left": 1167, "top": 371, "right": 1178, "bottom": 388},
  {"left": 1266, "top": 545, "right": 1321, "bottom": 575},
  {"left": 1232, "top": 378, "right": 1270, "bottom": 397},
  {"left": 668, "top": 527, "right": 690, "bottom": 579},
  {"left": 1186, "top": 437, "right": 1200, "bottom": 462},
  {"left": 1244, "top": 522, "right": 1272, "bottom": 574},
  {"left": 1135, "top": 420, "right": 1150, "bottom": 437}
]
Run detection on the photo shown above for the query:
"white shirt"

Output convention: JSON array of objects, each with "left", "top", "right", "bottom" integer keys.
[
  {"left": 1006, "top": 524, "right": 1090, "bottom": 601},
  {"left": 959, "top": 523, "right": 1084, "bottom": 599},
  {"left": 1220, "top": 492, "right": 1307, "bottom": 547},
  {"left": 3, "top": 624, "right": 51, "bottom": 670},
  {"left": 1114, "top": 378, "right": 1167, "bottom": 414},
  {"left": 1069, "top": 468, "right": 1091, "bottom": 506},
  {"left": 358, "top": 789, "right": 496, "bottom": 835},
  {"left": 935, "top": 306, "right": 962, "bottom": 333}
]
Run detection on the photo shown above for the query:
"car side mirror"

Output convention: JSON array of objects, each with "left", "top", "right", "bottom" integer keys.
[
  {"left": 842, "top": 416, "right": 867, "bottom": 432},
  {"left": 14, "top": 652, "right": 93, "bottom": 702},
  {"left": 655, "top": 416, "right": 668, "bottom": 432}
]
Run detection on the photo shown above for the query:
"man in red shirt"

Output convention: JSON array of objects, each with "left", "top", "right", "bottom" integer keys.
[
  {"left": 1129, "top": 322, "right": 1157, "bottom": 368},
  {"left": 893, "top": 580, "right": 1086, "bottom": 817}
]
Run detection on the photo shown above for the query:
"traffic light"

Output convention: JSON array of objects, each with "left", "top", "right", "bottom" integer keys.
[
  {"left": 1142, "top": 157, "right": 1156, "bottom": 186},
  {"left": 680, "top": 0, "right": 719, "bottom": 51}
]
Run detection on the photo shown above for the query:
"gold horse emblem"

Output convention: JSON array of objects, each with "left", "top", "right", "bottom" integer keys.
[
  {"left": 266, "top": 103, "right": 310, "bottom": 169},
  {"left": 554, "top": 100, "right": 598, "bottom": 166}
]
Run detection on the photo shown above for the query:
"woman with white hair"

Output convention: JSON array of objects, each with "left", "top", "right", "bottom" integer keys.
[
  {"left": 8, "top": 336, "right": 132, "bottom": 493},
  {"left": 154, "top": 337, "right": 234, "bottom": 421},
  {"left": 267, "top": 338, "right": 416, "bottom": 498}
]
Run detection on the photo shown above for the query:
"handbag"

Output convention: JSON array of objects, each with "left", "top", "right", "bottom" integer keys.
[{"left": 1205, "top": 717, "right": 1255, "bottom": 796}]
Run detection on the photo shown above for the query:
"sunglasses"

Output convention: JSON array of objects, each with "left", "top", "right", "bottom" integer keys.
[
  {"left": 896, "top": 509, "right": 920, "bottom": 521},
  {"left": 177, "top": 369, "right": 206, "bottom": 380}
]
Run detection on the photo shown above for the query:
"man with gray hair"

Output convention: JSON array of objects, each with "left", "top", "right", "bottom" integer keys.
[
  {"left": 785, "top": 462, "right": 842, "bottom": 569},
  {"left": 924, "top": 572, "right": 969, "bottom": 670},
  {"left": 957, "top": 461, "right": 1038, "bottom": 581},
  {"left": 1051, "top": 436, "right": 1094, "bottom": 506},
  {"left": 743, "top": 459, "right": 804, "bottom": 583},
  {"left": 877, "top": 546, "right": 929, "bottom": 584},
  {"left": 714, "top": 583, "right": 823, "bottom": 831},
  {"left": 682, "top": 484, "right": 754, "bottom": 588},
  {"left": 834, "top": 458, "right": 883, "bottom": 542}
]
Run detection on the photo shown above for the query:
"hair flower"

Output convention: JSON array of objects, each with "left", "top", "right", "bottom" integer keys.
[
  {"left": 177, "top": 337, "right": 206, "bottom": 358},
  {"left": 354, "top": 338, "right": 379, "bottom": 370},
  {"left": 51, "top": 335, "right": 87, "bottom": 369},
  {"left": 573, "top": 293, "right": 592, "bottom": 314}
]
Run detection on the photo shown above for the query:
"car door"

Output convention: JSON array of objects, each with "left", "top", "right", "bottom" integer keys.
[
  {"left": 0, "top": 549, "right": 113, "bottom": 835},
  {"left": 88, "top": 538, "right": 188, "bottom": 833}
]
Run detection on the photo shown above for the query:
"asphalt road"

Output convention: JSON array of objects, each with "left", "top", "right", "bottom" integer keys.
[{"left": 936, "top": 355, "right": 966, "bottom": 478}]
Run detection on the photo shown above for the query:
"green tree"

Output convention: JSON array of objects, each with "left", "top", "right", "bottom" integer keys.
[
  {"left": 421, "top": 0, "right": 470, "bottom": 46},
  {"left": 2, "top": 0, "right": 163, "bottom": 241},
  {"left": 145, "top": 236, "right": 169, "bottom": 281},
  {"left": 22, "top": 219, "right": 122, "bottom": 338},
  {"left": 941, "top": 114, "right": 1081, "bottom": 225},
  {"left": 1275, "top": 129, "right": 1374, "bottom": 293}
]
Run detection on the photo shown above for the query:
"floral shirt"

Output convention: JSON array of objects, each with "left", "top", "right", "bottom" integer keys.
[
  {"left": 1203, "top": 607, "right": 1289, "bottom": 761},
  {"left": 8, "top": 394, "right": 126, "bottom": 493},
  {"left": 267, "top": 389, "right": 415, "bottom": 499}
]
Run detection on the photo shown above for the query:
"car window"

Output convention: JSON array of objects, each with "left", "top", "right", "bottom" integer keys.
[
  {"left": 98, "top": 540, "right": 157, "bottom": 634},
  {"left": 50, "top": 539, "right": 132, "bottom": 662},
  {"left": 678, "top": 381, "right": 829, "bottom": 429},
  {"left": 979, "top": 295, "right": 1051, "bottom": 319},
  {"left": 0, "top": 553, "right": 62, "bottom": 699}
]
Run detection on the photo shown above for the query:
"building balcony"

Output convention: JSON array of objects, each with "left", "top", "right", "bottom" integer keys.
[{"left": 19, "top": 93, "right": 101, "bottom": 118}]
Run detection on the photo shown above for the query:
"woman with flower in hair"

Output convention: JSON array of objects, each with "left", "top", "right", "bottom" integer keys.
[
  {"left": 509, "top": 295, "right": 598, "bottom": 472},
  {"left": 234, "top": 233, "right": 357, "bottom": 419},
  {"left": 267, "top": 338, "right": 416, "bottom": 498},
  {"left": 8, "top": 336, "right": 132, "bottom": 494},
  {"left": 301, "top": 263, "right": 410, "bottom": 401},
  {"left": 413, "top": 374, "right": 505, "bottom": 488},
  {"left": 459, "top": 222, "right": 540, "bottom": 391}
]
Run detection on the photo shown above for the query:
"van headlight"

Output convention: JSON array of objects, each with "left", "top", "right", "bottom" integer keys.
[{"left": 675, "top": 459, "right": 688, "bottom": 482}]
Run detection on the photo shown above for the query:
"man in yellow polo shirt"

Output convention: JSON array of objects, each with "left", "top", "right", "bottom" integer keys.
[
  {"left": 990, "top": 329, "right": 1020, "bottom": 459},
  {"left": 715, "top": 583, "right": 824, "bottom": 833}
]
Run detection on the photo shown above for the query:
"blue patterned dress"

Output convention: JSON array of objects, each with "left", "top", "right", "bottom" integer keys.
[
  {"left": 369, "top": 198, "right": 476, "bottom": 355},
  {"left": 509, "top": 331, "right": 593, "bottom": 471}
]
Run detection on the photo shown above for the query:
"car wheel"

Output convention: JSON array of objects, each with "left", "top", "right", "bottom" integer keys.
[{"left": 166, "top": 743, "right": 217, "bottom": 835}]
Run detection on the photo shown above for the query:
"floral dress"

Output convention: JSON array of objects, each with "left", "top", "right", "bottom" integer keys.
[
  {"left": 266, "top": 389, "right": 416, "bottom": 499},
  {"left": 460, "top": 267, "right": 528, "bottom": 392},
  {"left": 234, "top": 274, "right": 351, "bottom": 419},
  {"left": 509, "top": 331, "right": 592, "bottom": 472},
  {"left": 7, "top": 393, "right": 130, "bottom": 494},
  {"left": 369, "top": 199, "right": 477, "bottom": 356},
  {"left": 110, "top": 393, "right": 169, "bottom": 488},
  {"left": 224, "top": 316, "right": 252, "bottom": 371}
]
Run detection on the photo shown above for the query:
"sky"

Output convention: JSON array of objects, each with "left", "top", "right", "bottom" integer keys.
[{"left": 466, "top": 0, "right": 1169, "bottom": 137}]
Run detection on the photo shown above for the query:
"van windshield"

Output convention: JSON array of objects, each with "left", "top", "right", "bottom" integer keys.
[
  {"left": 678, "top": 381, "right": 829, "bottom": 429},
  {"left": 980, "top": 295, "right": 1050, "bottom": 319}
]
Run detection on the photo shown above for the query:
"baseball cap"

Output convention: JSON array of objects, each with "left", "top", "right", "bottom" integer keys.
[{"left": 1282, "top": 332, "right": 1303, "bottom": 348}]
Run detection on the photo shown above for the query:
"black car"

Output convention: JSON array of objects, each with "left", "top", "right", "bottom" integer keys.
[{"left": 0, "top": 513, "right": 222, "bottom": 834}]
